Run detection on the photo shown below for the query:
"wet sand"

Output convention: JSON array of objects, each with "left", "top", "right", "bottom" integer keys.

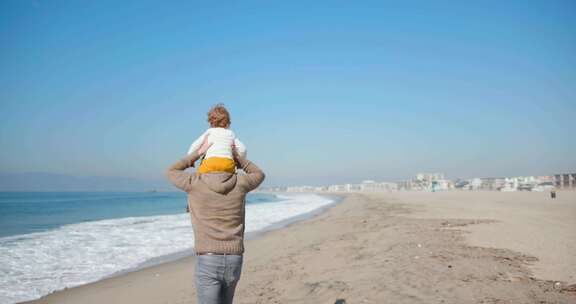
[{"left": 24, "top": 192, "right": 576, "bottom": 304}]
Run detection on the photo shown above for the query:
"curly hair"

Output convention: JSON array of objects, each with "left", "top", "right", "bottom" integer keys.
[{"left": 207, "top": 103, "right": 231, "bottom": 128}]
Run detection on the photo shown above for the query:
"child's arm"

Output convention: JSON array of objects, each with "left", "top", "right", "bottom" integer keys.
[
  {"left": 233, "top": 137, "right": 247, "bottom": 158},
  {"left": 187, "top": 130, "right": 209, "bottom": 155}
]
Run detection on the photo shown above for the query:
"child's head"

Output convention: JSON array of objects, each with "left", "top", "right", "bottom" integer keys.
[{"left": 207, "top": 103, "right": 231, "bottom": 128}]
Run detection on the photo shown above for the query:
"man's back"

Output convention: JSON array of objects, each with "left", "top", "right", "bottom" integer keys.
[{"left": 165, "top": 150, "right": 265, "bottom": 255}]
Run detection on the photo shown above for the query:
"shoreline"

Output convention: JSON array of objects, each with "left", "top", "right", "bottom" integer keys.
[
  {"left": 18, "top": 193, "right": 344, "bottom": 304},
  {"left": 22, "top": 192, "right": 576, "bottom": 304},
  {"left": 119, "top": 193, "right": 344, "bottom": 277}
]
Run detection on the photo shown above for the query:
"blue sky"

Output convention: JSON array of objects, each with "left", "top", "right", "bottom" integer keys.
[{"left": 1, "top": 0, "right": 575, "bottom": 187}]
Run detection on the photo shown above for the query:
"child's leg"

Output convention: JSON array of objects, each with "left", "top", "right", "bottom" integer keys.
[{"left": 197, "top": 157, "right": 236, "bottom": 174}]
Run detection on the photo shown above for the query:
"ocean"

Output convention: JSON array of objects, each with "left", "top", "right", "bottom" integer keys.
[{"left": 0, "top": 191, "right": 337, "bottom": 304}]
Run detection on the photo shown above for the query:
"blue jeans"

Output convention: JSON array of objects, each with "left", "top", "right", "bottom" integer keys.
[{"left": 195, "top": 254, "right": 243, "bottom": 304}]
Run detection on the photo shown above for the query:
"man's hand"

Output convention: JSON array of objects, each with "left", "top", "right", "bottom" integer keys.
[{"left": 196, "top": 135, "right": 212, "bottom": 156}]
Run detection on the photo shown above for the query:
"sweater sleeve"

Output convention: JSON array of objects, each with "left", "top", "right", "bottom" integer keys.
[
  {"left": 236, "top": 155, "right": 265, "bottom": 192},
  {"left": 165, "top": 151, "right": 202, "bottom": 192}
]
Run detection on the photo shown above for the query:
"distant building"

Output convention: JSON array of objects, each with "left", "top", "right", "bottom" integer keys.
[
  {"left": 475, "top": 177, "right": 506, "bottom": 191},
  {"left": 554, "top": 173, "right": 576, "bottom": 189},
  {"left": 416, "top": 173, "right": 444, "bottom": 182},
  {"left": 346, "top": 183, "right": 361, "bottom": 192},
  {"left": 431, "top": 179, "right": 453, "bottom": 191},
  {"left": 453, "top": 179, "right": 469, "bottom": 190},
  {"left": 272, "top": 171, "right": 575, "bottom": 194},
  {"left": 396, "top": 180, "right": 412, "bottom": 191},
  {"left": 360, "top": 180, "right": 398, "bottom": 192},
  {"left": 286, "top": 185, "right": 316, "bottom": 192},
  {"left": 469, "top": 178, "right": 482, "bottom": 190},
  {"left": 411, "top": 173, "right": 445, "bottom": 191},
  {"left": 328, "top": 184, "right": 346, "bottom": 192}
]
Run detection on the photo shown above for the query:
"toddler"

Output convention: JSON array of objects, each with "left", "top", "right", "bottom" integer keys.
[{"left": 187, "top": 104, "right": 247, "bottom": 174}]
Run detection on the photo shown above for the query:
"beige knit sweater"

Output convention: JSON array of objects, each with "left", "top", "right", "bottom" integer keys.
[{"left": 165, "top": 151, "right": 265, "bottom": 255}]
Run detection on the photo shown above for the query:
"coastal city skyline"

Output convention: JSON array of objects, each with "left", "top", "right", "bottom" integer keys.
[
  {"left": 262, "top": 172, "right": 576, "bottom": 193},
  {"left": 2, "top": 168, "right": 576, "bottom": 192}
]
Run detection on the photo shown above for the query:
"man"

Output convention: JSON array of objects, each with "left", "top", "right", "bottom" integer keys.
[{"left": 165, "top": 137, "right": 265, "bottom": 304}]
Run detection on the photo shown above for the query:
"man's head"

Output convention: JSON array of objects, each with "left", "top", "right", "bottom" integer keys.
[{"left": 207, "top": 103, "right": 231, "bottom": 128}]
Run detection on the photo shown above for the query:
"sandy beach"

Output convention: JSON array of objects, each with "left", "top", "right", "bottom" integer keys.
[{"left": 23, "top": 191, "right": 576, "bottom": 304}]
